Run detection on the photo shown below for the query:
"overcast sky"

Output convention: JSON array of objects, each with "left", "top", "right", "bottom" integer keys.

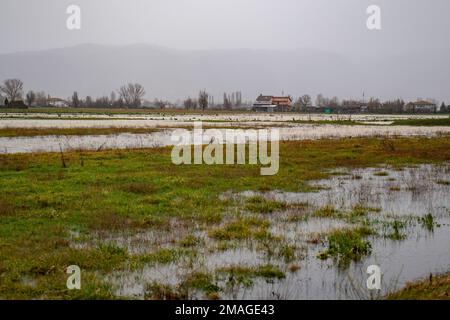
[{"left": 1, "top": 0, "right": 449, "bottom": 55}]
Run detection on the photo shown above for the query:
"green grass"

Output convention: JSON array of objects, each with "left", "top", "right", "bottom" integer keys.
[
  {"left": 388, "top": 272, "right": 450, "bottom": 300},
  {"left": 312, "top": 205, "right": 340, "bottom": 218},
  {"left": 244, "top": 196, "right": 287, "bottom": 214},
  {"left": 382, "top": 220, "right": 407, "bottom": 240},
  {"left": 391, "top": 117, "right": 450, "bottom": 126},
  {"left": 1, "top": 136, "right": 450, "bottom": 298},
  {"left": 0, "top": 127, "right": 161, "bottom": 138},
  {"left": 208, "top": 216, "right": 271, "bottom": 241},
  {"left": 318, "top": 226, "right": 373, "bottom": 266},
  {"left": 217, "top": 264, "right": 285, "bottom": 288},
  {"left": 418, "top": 214, "right": 439, "bottom": 232}
]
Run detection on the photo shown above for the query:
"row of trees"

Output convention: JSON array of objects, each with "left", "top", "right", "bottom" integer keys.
[
  {"left": 2, "top": 78, "right": 449, "bottom": 113},
  {"left": 293, "top": 93, "right": 449, "bottom": 114},
  {"left": 0, "top": 79, "right": 147, "bottom": 108},
  {"left": 70, "top": 83, "right": 146, "bottom": 108},
  {"left": 183, "top": 90, "right": 209, "bottom": 111},
  {"left": 183, "top": 91, "right": 244, "bottom": 111}
]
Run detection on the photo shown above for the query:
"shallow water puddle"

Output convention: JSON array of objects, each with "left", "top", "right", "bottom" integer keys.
[
  {"left": 104, "top": 164, "right": 450, "bottom": 300},
  {"left": 1, "top": 125, "right": 450, "bottom": 154}
]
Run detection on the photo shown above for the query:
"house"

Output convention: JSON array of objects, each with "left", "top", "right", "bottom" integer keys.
[
  {"left": 404, "top": 100, "right": 437, "bottom": 113},
  {"left": 8, "top": 100, "right": 28, "bottom": 109},
  {"left": 47, "top": 96, "right": 69, "bottom": 107},
  {"left": 0, "top": 97, "right": 6, "bottom": 107},
  {"left": 252, "top": 94, "right": 292, "bottom": 112}
]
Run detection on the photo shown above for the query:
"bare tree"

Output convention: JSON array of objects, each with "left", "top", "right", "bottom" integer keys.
[
  {"left": 153, "top": 99, "right": 166, "bottom": 109},
  {"left": 118, "top": 83, "right": 146, "bottom": 108},
  {"left": 35, "top": 91, "right": 48, "bottom": 106},
  {"left": 198, "top": 90, "right": 208, "bottom": 112},
  {"left": 223, "top": 93, "right": 232, "bottom": 110},
  {"left": 295, "top": 94, "right": 311, "bottom": 112},
  {"left": 315, "top": 94, "right": 326, "bottom": 107},
  {"left": 84, "top": 96, "right": 93, "bottom": 108},
  {"left": 0, "top": 79, "right": 24, "bottom": 102},
  {"left": 26, "top": 91, "right": 36, "bottom": 107},
  {"left": 184, "top": 97, "right": 197, "bottom": 110},
  {"left": 71, "top": 91, "right": 80, "bottom": 108}
]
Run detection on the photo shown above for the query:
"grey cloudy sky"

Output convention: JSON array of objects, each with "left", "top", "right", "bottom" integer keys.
[{"left": 1, "top": 0, "right": 449, "bottom": 54}]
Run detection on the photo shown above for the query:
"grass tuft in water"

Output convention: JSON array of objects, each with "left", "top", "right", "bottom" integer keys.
[
  {"left": 318, "top": 227, "right": 373, "bottom": 266},
  {"left": 418, "top": 213, "right": 439, "bottom": 232},
  {"left": 244, "top": 196, "right": 287, "bottom": 214}
]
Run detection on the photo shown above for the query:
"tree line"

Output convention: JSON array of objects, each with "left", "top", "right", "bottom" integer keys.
[
  {"left": 0, "top": 78, "right": 147, "bottom": 108},
  {"left": 294, "top": 93, "right": 449, "bottom": 114},
  {"left": 1, "top": 78, "right": 449, "bottom": 113}
]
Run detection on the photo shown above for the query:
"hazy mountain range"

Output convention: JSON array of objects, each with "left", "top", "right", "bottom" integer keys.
[{"left": 0, "top": 44, "right": 449, "bottom": 103}]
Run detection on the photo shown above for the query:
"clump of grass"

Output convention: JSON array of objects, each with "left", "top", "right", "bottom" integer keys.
[
  {"left": 307, "top": 232, "right": 325, "bottom": 245},
  {"left": 144, "top": 282, "right": 187, "bottom": 300},
  {"left": 419, "top": 213, "right": 439, "bottom": 232},
  {"left": 218, "top": 264, "right": 285, "bottom": 281},
  {"left": 374, "top": 171, "right": 389, "bottom": 177},
  {"left": 255, "top": 264, "right": 285, "bottom": 279},
  {"left": 244, "top": 196, "right": 287, "bottom": 214},
  {"left": 98, "top": 243, "right": 128, "bottom": 257},
  {"left": 436, "top": 180, "right": 450, "bottom": 186},
  {"left": 180, "top": 235, "right": 200, "bottom": 247},
  {"left": 277, "top": 244, "right": 297, "bottom": 263},
  {"left": 208, "top": 217, "right": 271, "bottom": 241},
  {"left": 181, "top": 272, "right": 220, "bottom": 296},
  {"left": 383, "top": 220, "right": 407, "bottom": 240},
  {"left": 318, "top": 227, "right": 373, "bottom": 266},
  {"left": 312, "top": 205, "right": 340, "bottom": 218},
  {"left": 350, "top": 204, "right": 381, "bottom": 218},
  {"left": 138, "top": 248, "right": 181, "bottom": 265}
]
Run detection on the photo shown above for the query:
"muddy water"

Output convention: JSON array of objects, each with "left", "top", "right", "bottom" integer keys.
[
  {"left": 1, "top": 125, "right": 450, "bottom": 154},
  {"left": 107, "top": 165, "right": 450, "bottom": 300}
]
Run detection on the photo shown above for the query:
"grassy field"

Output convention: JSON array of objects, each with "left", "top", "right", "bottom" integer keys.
[
  {"left": 0, "top": 107, "right": 251, "bottom": 115},
  {"left": 1, "top": 136, "right": 450, "bottom": 299},
  {"left": 388, "top": 273, "right": 450, "bottom": 300},
  {"left": 391, "top": 117, "right": 450, "bottom": 126},
  {"left": 0, "top": 127, "right": 161, "bottom": 138}
]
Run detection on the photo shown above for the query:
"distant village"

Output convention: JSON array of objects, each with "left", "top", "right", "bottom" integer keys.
[{"left": 1, "top": 78, "right": 449, "bottom": 114}]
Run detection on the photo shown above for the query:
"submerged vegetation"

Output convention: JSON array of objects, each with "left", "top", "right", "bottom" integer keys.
[{"left": 318, "top": 227, "right": 373, "bottom": 266}]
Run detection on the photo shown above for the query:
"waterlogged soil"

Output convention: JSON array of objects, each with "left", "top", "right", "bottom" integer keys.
[
  {"left": 1, "top": 125, "right": 450, "bottom": 154},
  {"left": 100, "top": 164, "right": 450, "bottom": 300}
]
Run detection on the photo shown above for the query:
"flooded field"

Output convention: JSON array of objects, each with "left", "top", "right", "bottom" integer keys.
[
  {"left": 1, "top": 112, "right": 448, "bottom": 123},
  {"left": 1, "top": 125, "right": 450, "bottom": 154},
  {"left": 69, "top": 164, "right": 450, "bottom": 300}
]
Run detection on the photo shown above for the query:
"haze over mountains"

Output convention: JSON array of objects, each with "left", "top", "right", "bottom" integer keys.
[{"left": 1, "top": 44, "right": 449, "bottom": 103}]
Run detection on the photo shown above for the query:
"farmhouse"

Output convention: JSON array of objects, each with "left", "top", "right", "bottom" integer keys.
[
  {"left": 252, "top": 94, "right": 292, "bottom": 112},
  {"left": 0, "top": 98, "right": 27, "bottom": 109},
  {"left": 47, "top": 96, "right": 69, "bottom": 107},
  {"left": 404, "top": 100, "right": 437, "bottom": 113}
]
